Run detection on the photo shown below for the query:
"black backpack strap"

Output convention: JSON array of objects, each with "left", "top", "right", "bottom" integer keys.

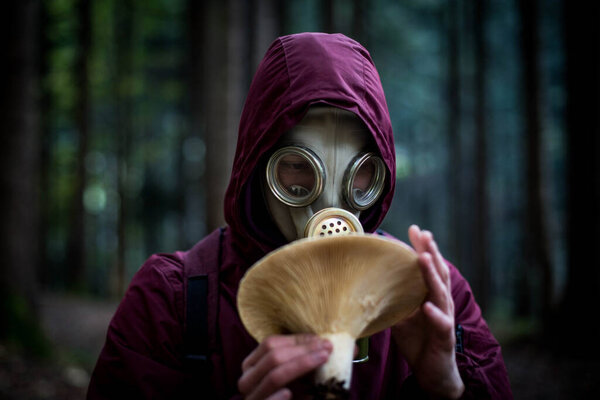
[
  {"left": 182, "top": 227, "right": 224, "bottom": 370},
  {"left": 455, "top": 324, "right": 464, "bottom": 353}
]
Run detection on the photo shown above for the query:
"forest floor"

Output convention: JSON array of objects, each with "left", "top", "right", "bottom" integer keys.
[
  {"left": 1, "top": 292, "right": 600, "bottom": 399},
  {"left": 0, "top": 293, "right": 118, "bottom": 400}
]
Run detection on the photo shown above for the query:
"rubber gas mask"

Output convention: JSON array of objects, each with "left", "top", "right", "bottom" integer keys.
[{"left": 264, "top": 106, "right": 386, "bottom": 242}]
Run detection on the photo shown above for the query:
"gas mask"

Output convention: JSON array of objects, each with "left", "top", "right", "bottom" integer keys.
[
  {"left": 263, "top": 105, "right": 386, "bottom": 363},
  {"left": 264, "top": 106, "right": 386, "bottom": 242}
]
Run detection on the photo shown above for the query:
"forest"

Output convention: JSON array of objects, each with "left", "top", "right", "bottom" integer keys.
[{"left": 1, "top": 0, "right": 599, "bottom": 398}]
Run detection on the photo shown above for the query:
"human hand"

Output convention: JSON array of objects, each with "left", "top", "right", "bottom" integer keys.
[
  {"left": 238, "top": 334, "right": 333, "bottom": 400},
  {"left": 391, "top": 225, "right": 465, "bottom": 399}
]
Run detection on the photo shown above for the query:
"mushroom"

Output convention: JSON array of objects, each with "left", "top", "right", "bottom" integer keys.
[{"left": 237, "top": 234, "right": 427, "bottom": 397}]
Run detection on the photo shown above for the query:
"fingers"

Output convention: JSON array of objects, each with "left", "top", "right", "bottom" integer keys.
[
  {"left": 265, "top": 388, "right": 292, "bottom": 400},
  {"left": 422, "top": 301, "right": 454, "bottom": 343},
  {"left": 239, "top": 336, "right": 330, "bottom": 392},
  {"left": 408, "top": 225, "right": 426, "bottom": 253},
  {"left": 426, "top": 238, "right": 451, "bottom": 290},
  {"left": 239, "top": 334, "right": 332, "bottom": 400},
  {"left": 246, "top": 349, "right": 329, "bottom": 400},
  {"left": 242, "top": 334, "right": 318, "bottom": 371},
  {"left": 418, "top": 252, "right": 449, "bottom": 311},
  {"left": 410, "top": 225, "right": 450, "bottom": 313},
  {"left": 409, "top": 225, "right": 450, "bottom": 289}
]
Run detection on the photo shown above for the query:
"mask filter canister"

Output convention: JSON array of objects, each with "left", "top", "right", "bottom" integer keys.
[{"left": 303, "top": 208, "right": 364, "bottom": 238}]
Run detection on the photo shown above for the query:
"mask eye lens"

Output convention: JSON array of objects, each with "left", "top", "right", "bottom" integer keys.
[
  {"left": 277, "top": 154, "right": 316, "bottom": 197},
  {"left": 346, "top": 153, "right": 386, "bottom": 210},
  {"left": 267, "top": 146, "right": 324, "bottom": 207},
  {"left": 353, "top": 158, "right": 376, "bottom": 196}
]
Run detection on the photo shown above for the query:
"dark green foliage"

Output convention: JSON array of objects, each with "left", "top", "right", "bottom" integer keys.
[
  {"left": 0, "top": 292, "right": 50, "bottom": 357},
  {"left": 39, "top": 0, "right": 573, "bottom": 330},
  {"left": 43, "top": 0, "right": 189, "bottom": 296}
]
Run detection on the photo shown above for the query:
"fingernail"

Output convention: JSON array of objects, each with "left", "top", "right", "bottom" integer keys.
[{"left": 313, "top": 349, "right": 329, "bottom": 362}]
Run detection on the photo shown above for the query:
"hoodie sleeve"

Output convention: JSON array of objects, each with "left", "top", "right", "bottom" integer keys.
[
  {"left": 450, "top": 265, "right": 513, "bottom": 399},
  {"left": 87, "top": 254, "right": 192, "bottom": 399}
]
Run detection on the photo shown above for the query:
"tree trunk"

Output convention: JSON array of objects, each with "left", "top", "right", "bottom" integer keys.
[
  {"left": 352, "top": 0, "right": 367, "bottom": 46},
  {"left": 0, "top": 0, "right": 41, "bottom": 345},
  {"left": 253, "top": 0, "right": 281, "bottom": 69},
  {"left": 188, "top": 0, "right": 273, "bottom": 236},
  {"left": 277, "top": 0, "right": 288, "bottom": 36},
  {"left": 473, "top": 0, "right": 490, "bottom": 313},
  {"left": 203, "top": 1, "right": 230, "bottom": 232},
  {"left": 200, "top": 0, "right": 253, "bottom": 232},
  {"left": 322, "top": 0, "right": 334, "bottom": 33},
  {"left": 39, "top": 1, "right": 51, "bottom": 288},
  {"left": 561, "top": 1, "right": 600, "bottom": 355},
  {"left": 115, "top": 0, "right": 134, "bottom": 297},
  {"left": 517, "top": 0, "right": 553, "bottom": 323},
  {"left": 185, "top": 0, "right": 207, "bottom": 245},
  {"left": 66, "top": 0, "right": 91, "bottom": 291},
  {"left": 446, "top": 0, "right": 462, "bottom": 272}
]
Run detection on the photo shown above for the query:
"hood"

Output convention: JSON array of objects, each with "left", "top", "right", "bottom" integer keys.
[{"left": 224, "top": 32, "right": 396, "bottom": 260}]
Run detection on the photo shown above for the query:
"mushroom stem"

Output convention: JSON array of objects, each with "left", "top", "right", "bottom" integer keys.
[{"left": 316, "top": 332, "right": 355, "bottom": 390}]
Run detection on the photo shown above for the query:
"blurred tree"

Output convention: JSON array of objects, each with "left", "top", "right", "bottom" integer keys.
[
  {"left": 84, "top": 0, "right": 117, "bottom": 295},
  {"left": 322, "top": 0, "right": 334, "bottom": 33},
  {"left": 203, "top": 0, "right": 235, "bottom": 232},
  {"left": 445, "top": 0, "right": 481, "bottom": 300},
  {"left": 192, "top": 0, "right": 279, "bottom": 232},
  {"left": 66, "top": 0, "right": 91, "bottom": 291},
  {"left": 446, "top": 0, "right": 462, "bottom": 276},
  {"left": 115, "top": 0, "right": 134, "bottom": 296},
  {"left": 42, "top": 0, "right": 79, "bottom": 292},
  {"left": 561, "top": 1, "right": 600, "bottom": 355},
  {"left": 28, "top": 0, "right": 573, "bottom": 338},
  {"left": 352, "top": 0, "right": 367, "bottom": 46},
  {"left": 0, "top": 0, "right": 44, "bottom": 351},
  {"left": 39, "top": 1, "right": 51, "bottom": 288},
  {"left": 186, "top": 0, "right": 207, "bottom": 245},
  {"left": 277, "top": 0, "right": 288, "bottom": 36},
  {"left": 252, "top": 0, "right": 285, "bottom": 68},
  {"left": 137, "top": 0, "right": 187, "bottom": 257},
  {"left": 517, "top": 0, "right": 553, "bottom": 323},
  {"left": 473, "top": 0, "right": 490, "bottom": 313}
]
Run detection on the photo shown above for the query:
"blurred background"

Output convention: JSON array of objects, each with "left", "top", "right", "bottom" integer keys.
[{"left": 1, "top": 0, "right": 599, "bottom": 398}]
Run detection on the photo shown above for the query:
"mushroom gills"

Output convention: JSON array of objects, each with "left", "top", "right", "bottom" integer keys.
[{"left": 237, "top": 234, "right": 427, "bottom": 398}]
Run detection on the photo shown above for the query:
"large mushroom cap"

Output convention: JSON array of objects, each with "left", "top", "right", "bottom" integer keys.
[{"left": 237, "top": 234, "right": 427, "bottom": 342}]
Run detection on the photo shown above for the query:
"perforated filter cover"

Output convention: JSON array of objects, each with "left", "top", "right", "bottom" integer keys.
[{"left": 304, "top": 208, "right": 364, "bottom": 238}]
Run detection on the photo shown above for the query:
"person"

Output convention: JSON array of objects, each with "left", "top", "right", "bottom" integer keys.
[{"left": 88, "top": 32, "right": 512, "bottom": 399}]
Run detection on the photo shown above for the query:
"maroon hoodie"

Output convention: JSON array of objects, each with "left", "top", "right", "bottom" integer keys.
[{"left": 88, "top": 33, "right": 512, "bottom": 399}]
